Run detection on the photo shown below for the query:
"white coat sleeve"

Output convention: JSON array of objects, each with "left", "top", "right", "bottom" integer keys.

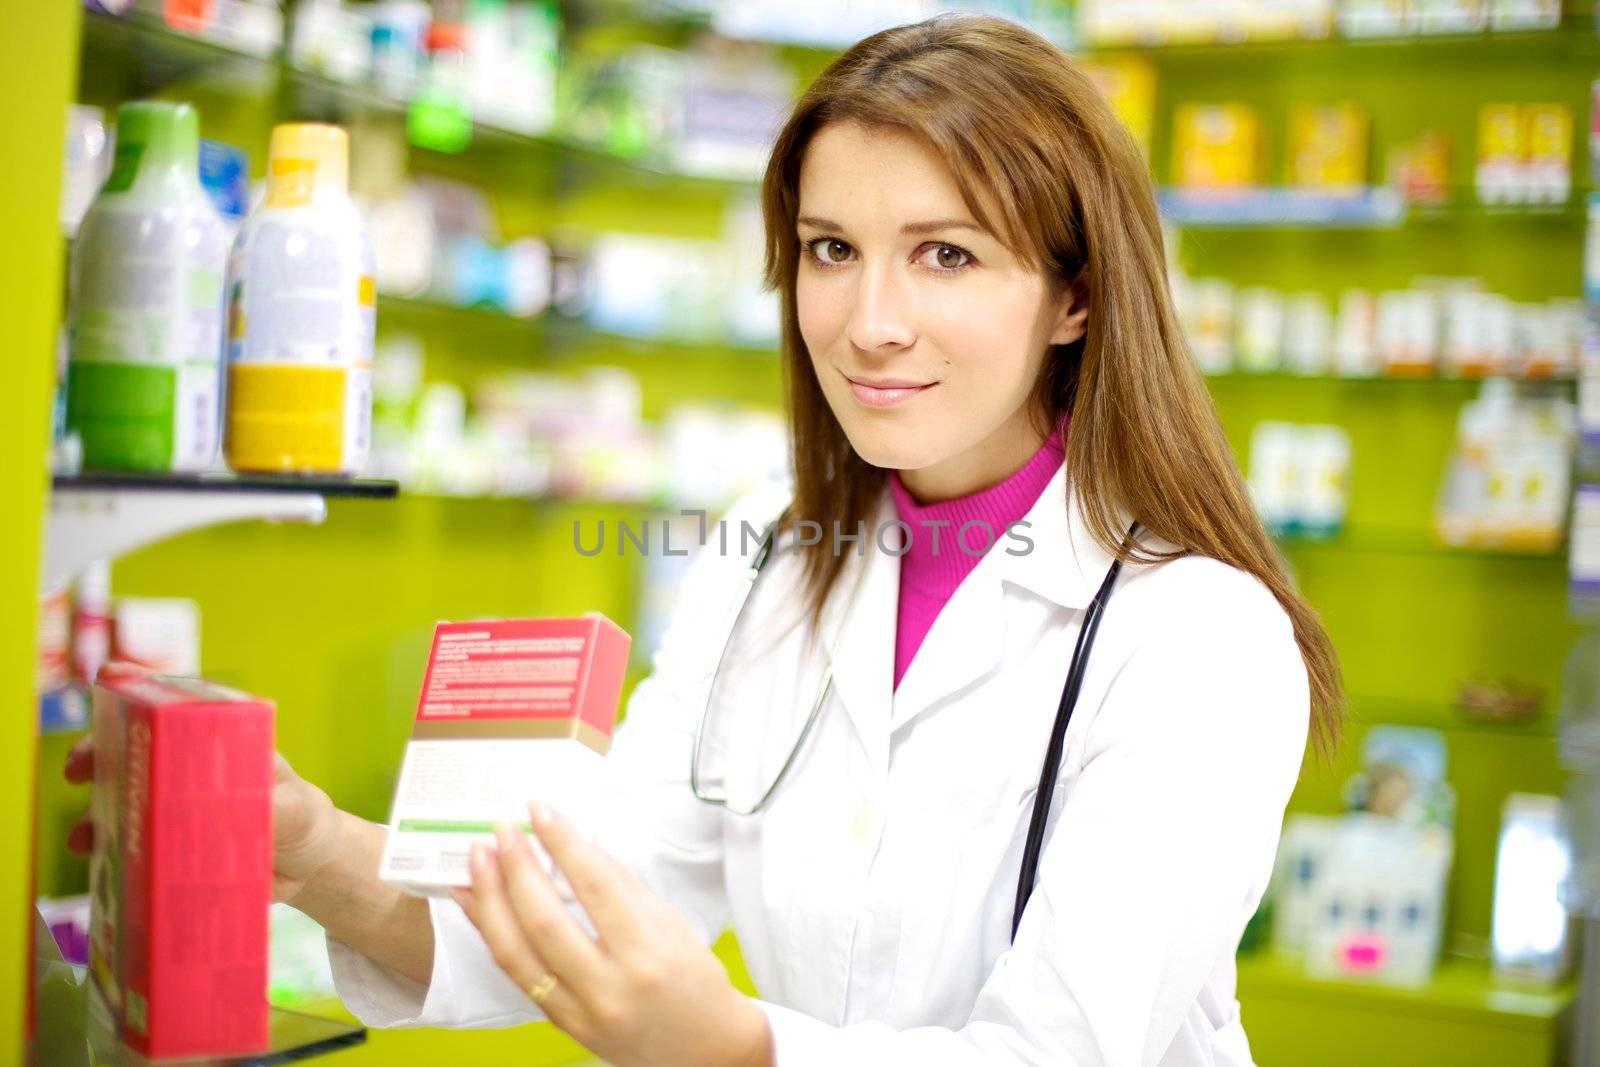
[
  {"left": 752, "top": 569, "right": 1312, "bottom": 1066},
  {"left": 328, "top": 483, "right": 791, "bottom": 1029}
]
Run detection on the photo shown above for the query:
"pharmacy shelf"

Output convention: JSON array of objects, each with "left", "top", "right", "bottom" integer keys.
[
  {"left": 1205, "top": 369, "right": 1576, "bottom": 386},
  {"left": 1275, "top": 526, "right": 1564, "bottom": 561},
  {"left": 1235, "top": 951, "right": 1572, "bottom": 1027},
  {"left": 1078, "top": 14, "right": 1595, "bottom": 58},
  {"left": 286, "top": 62, "right": 759, "bottom": 185},
  {"left": 79, "top": 7, "right": 755, "bottom": 187},
  {"left": 1349, "top": 695, "right": 1558, "bottom": 738},
  {"left": 547, "top": 318, "right": 779, "bottom": 358},
  {"left": 378, "top": 292, "right": 546, "bottom": 330},
  {"left": 1159, "top": 186, "right": 1406, "bottom": 227},
  {"left": 1158, "top": 186, "right": 1590, "bottom": 229},
  {"left": 43, "top": 474, "right": 398, "bottom": 591},
  {"left": 34, "top": 959, "right": 365, "bottom": 1066},
  {"left": 80, "top": 7, "right": 277, "bottom": 93}
]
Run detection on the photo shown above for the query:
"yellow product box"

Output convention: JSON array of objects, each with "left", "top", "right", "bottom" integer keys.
[
  {"left": 1172, "top": 104, "right": 1262, "bottom": 188},
  {"left": 1524, "top": 104, "right": 1573, "bottom": 204},
  {"left": 1389, "top": 131, "right": 1452, "bottom": 204},
  {"left": 1476, "top": 104, "right": 1524, "bottom": 204},
  {"left": 1081, "top": 59, "right": 1157, "bottom": 157},
  {"left": 1288, "top": 103, "right": 1370, "bottom": 189}
]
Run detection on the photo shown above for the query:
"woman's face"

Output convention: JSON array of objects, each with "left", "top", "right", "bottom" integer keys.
[{"left": 795, "top": 121, "right": 1086, "bottom": 502}]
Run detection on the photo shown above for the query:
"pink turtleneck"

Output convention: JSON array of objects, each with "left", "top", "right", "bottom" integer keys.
[{"left": 888, "top": 424, "right": 1067, "bottom": 691}]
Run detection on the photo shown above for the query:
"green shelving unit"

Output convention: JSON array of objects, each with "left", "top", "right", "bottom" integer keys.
[{"left": 18, "top": 4, "right": 1597, "bottom": 1065}]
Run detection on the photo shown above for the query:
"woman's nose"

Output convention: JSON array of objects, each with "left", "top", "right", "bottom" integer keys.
[{"left": 845, "top": 262, "right": 916, "bottom": 352}]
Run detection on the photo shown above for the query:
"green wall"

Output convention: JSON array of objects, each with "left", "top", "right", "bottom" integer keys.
[
  {"left": 5, "top": 2, "right": 79, "bottom": 1056},
  {"left": 29, "top": 10, "right": 1593, "bottom": 1066}
]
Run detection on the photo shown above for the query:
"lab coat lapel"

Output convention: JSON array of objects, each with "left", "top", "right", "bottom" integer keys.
[
  {"left": 887, "top": 565, "right": 1006, "bottom": 734},
  {"left": 820, "top": 489, "right": 899, "bottom": 781}
]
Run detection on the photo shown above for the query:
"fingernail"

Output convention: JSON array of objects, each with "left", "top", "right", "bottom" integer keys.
[
  {"left": 470, "top": 841, "right": 486, "bottom": 873},
  {"left": 530, "top": 801, "right": 553, "bottom": 829},
  {"left": 494, "top": 823, "right": 513, "bottom": 850}
]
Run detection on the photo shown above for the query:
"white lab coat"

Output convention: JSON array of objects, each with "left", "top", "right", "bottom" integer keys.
[{"left": 329, "top": 459, "right": 1311, "bottom": 1066}]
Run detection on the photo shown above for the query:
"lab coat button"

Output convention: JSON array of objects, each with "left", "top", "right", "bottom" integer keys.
[{"left": 851, "top": 803, "right": 873, "bottom": 841}]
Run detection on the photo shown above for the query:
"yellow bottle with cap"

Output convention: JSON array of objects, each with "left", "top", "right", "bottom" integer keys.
[{"left": 224, "top": 123, "right": 375, "bottom": 475}]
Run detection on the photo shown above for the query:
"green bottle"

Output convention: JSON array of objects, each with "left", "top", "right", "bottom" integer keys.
[{"left": 67, "top": 101, "right": 230, "bottom": 472}]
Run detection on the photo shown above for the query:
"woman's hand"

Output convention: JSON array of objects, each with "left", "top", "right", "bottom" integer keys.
[
  {"left": 65, "top": 738, "right": 344, "bottom": 905},
  {"left": 453, "top": 803, "right": 773, "bottom": 1067}
]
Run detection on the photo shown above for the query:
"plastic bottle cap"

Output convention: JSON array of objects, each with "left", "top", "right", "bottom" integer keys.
[
  {"left": 265, "top": 122, "right": 349, "bottom": 207},
  {"left": 426, "top": 20, "right": 466, "bottom": 52},
  {"left": 104, "top": 101, "right": 199, "bottom": 193}
]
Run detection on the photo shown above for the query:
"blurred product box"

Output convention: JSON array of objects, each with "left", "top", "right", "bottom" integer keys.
[
  {"left": 1272, "top": 728, "right": 1455, "bottom": 987},
  {"left": 60, "top": 105, "right": 110, "bottom": 238},
  {"left": 1477, "top": 104, "right": 1526, "bottom": 204},
  {"left": 1478, "top": 103, "right": 1572, "bottom": 204},
  {"left": 112, "top": 598, "right": 201, "bottom": 676},
  {"left": 379, "top": 616, "right": 631, "bottom": 896},
  {"left": 1247, "top": 422, "right": 1351, "bottom": 537},
  {"left": 1236, "top": 287, "right": 1285, "bottom": 372},
  {"left": 1284, "top": 292, "right": 1334, "bottom": 374},
  {"left": 89, "top": 666, "right": 274, "bottom": 1059},
  {"left": 1389, "top": 130, "right": 1452, "bottom": 205},
  {"left": 1436, "top": 380, "right": 1575, "bottom": 551},
  {"left": 1489, "top": 0, "right": 1561, "bottom": 30},
  {"left": 1079, "top": 0, "right": 1334, "bottom": 44},
  {"left": 1337, "top": 0, "right": 1412, "bottom": 36},
  {"left": 1287, "top": 103, "right": 1369, "bottom": 188},
  {"left": 1414, "top": 0, "right": 1488, "bottom": 32},
  {"left": 1081, "top": 59, "right": 1157, "bottom": 157},
  {"left": 1525, "top": 104, "right": 1573, "bottom": 204},
  {"left": 1490, "top": 793, "right": 1573, "bottom": 984},
  {"left": 1172, "top": 104, "right": 1262, "bottom": 188},
  {"left": 1334, "top": 288, "right": 1381, "bottom": 376},
  {"left": 38, "top": 586, "right": 72, "bottom": 695}
]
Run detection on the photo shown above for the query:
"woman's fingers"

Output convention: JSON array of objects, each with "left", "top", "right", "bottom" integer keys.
[
  {"left": 63, "top": 737, "right": 94, "bottom": 784},
  {"left": 460, "top": 842, "right": 575, "bottom": 1017},
  {"left": 492, "top": 824, "right": 610, "bottom": 993},
  {"left": 526, "top": 803, "right": 649, "bottom": 953}
]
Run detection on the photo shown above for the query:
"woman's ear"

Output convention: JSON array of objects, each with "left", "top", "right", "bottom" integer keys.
[{"left": 1048, "top": 278, "right": 1090, "bottom": 346}]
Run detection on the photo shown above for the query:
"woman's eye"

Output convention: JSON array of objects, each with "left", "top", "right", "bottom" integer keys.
[
  {"left": 806, "top": 238, "right": 853, "bottom": 266},
  {"left": 920, "top": 244, "right": 973, "bottom": 271}
]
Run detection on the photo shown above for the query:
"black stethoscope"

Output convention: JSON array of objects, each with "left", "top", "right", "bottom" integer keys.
[{"left": 688, "top": 502, "right": 1137, "bottom": 943}]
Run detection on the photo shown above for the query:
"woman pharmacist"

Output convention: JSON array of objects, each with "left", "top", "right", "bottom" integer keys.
[{"left": 67, "top": 14, "right": 1341, "bottom": 1067}]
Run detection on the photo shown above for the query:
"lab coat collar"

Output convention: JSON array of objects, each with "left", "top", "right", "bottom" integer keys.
[
  {"left": 818, "top": 457, "right": 1125, "bottom": 768},
  {"left": 992, "top": 458, "right": 1125, "bottom": 612}
]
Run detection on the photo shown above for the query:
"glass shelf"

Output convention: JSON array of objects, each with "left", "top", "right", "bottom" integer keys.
[
  {"left": 52, "top": 473, "right": 399, "bottom": 498},
  {"left": 36, "top": 964, "right": 366, "bottom": 1066},
  {"left": 1205, "top": 370, "right": 1575, "bottom": 387},
  {"left": 44, "top": 475, "right": 398, "bottom": 590},
  {"left": 1275, "top": 526, "right": 1564, "bottom": 560},
  {"left": 378, "top": 293, "right": 546, "bottom": 330},
  {"left": 1236, "top": 951, "right": 1573, "bottom": 1023},
  {"left": 80, "top": 8, "right": 277, "bottom": 94},
  {"left": 1159, "top": 186, "right": 1588, "bottom": 228},
  {"left": 1160, "top": 186, "right": 1406, "bottom": 228},
  {"left": 1347, "top": 695, "right": 1559, "bottom": 738},
  {"left": 1077, "top": 14, "right": 1594, "bottom": 59},
  {"left": 34, "top": 907, "right": 365, "bottom": 1067},
  {"left": 80, "top": 7, "right": 755, "bottom": 187}
]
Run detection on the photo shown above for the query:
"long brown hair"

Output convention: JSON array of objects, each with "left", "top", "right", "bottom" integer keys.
[{"left": 759, "top": 14, "right": 1343, "bottom": 758}]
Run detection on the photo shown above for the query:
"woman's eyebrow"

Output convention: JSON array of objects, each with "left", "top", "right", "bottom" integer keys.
[
  {"left": 797, "top": 215, "right": 988, "bottom": 237},
  {"left": 899, "top": 218, "right": 986, "bottom": 236}
]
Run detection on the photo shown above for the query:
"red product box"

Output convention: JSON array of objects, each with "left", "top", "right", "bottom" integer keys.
[
  {"left": 380, "top": 614, "right": 631, "bottom": 894},
  {"left": 89, "top": 663, "right": 274, "bottom": 1060}
]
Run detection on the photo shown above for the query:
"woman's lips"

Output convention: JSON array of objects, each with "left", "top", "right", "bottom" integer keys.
[{"left": 846, "top": 378, "right": 937, "bottom": 408}]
